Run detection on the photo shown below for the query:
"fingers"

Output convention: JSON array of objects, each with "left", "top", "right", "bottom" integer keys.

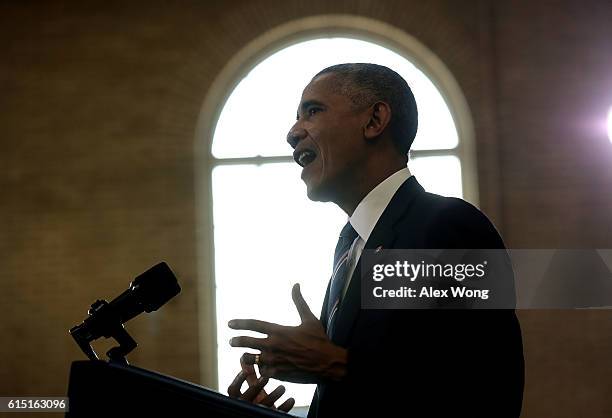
[
  {"left": 241, "top": 376, "right": 269, "bottom": 401},
  {"left": 292, "top": 283, "right": 316, "bottom": 322},
  {"left": 230, "top": 336, "right": 269, "bottom": 350},
  {"left": 227, "top": 370, "right": 247, "bottom": 398},
  {"left": 242, "top": 352, "right": 276, "bottom": 379},
  {"left": 228, "top": 319, "right": 284, "bottom": 334},
  {"left": 240, "top": 353, "right": 257, "bottom": 377},
  {"left": 240, "top": 352, "right": 261, "bottom": 387},
  {"left": 278, "top": 397, "right": 296, "bottom": 412},
  {"left": 229, "top": 359, "right": 294, "bottom": 412},
  {"left": 260, "top": 385, "right": 286, "bottom": 407},
  {"left": 241, "top": 352, "right": 258, "bottom": 368}
]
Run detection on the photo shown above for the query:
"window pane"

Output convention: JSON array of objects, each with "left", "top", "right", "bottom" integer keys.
[
  {"left": 212, "top": 163, "right": 346, "bottom": 406},
  {"left": 211, "top": 38, "right": 458, "bottom": 159},
  {"left": 409, "top": 155, "right": 463, "bottom": 198}
]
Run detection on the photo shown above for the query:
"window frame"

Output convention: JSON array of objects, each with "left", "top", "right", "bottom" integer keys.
[{"left": 194, "top": 15, "right": 478, "bottom": 389}]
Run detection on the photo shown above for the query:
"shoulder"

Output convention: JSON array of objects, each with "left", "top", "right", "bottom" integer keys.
[{"left": 398, "top": 192, "right": 506, "bottom": 249}]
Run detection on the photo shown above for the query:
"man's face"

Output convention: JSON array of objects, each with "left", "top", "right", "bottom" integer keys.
[{"left": 287, "top": 74, "right": 367, "bottom": 202}]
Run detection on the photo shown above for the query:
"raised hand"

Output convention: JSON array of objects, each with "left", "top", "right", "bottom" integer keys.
[{"left": 229, "top": 284, "right": 347, "bottom": 383}]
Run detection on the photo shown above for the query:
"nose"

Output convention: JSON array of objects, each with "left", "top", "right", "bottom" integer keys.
[{"left": 286, "top": 126, "right": 307, "bottom": 149}]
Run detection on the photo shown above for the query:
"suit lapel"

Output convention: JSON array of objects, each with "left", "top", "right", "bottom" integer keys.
[{"left": 330, "top": 176, "right": 424, "bottom": 346}]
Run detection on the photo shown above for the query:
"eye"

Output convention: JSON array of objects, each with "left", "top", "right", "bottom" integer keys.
[{"left": 308, "top": 107, "right": 321, "bottom": 116}]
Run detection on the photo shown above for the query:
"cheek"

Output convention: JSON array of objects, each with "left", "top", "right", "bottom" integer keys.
[
  {"left": 327, "top": 130, "right": 356, "bottom": 165},
  {"left": 308, "top": 127, "right": 328, "bottom": 161},
  {"left": 311, "top": 121, "right": 356, "bottom": 172}
]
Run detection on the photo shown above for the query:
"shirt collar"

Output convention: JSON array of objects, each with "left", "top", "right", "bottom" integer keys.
[{"left": 349, "top": 167, "right": 412, "bottom": 242}]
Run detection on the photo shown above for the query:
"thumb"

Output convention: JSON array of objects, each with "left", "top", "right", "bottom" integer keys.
[{"left": 292, "top": 283, "right": 316, "bottom": 323}]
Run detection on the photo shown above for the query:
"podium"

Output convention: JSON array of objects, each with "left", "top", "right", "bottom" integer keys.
[{"left": 66, "top": 360, "right": 292, "bottom": 417}]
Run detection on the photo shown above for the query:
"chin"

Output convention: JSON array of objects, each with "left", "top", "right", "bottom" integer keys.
[
  {"left": 305, "top": 185, "right": 323, "bottom": 202},
  {"left": 305, "top": 181, "right": 333, "bottom": 203}
]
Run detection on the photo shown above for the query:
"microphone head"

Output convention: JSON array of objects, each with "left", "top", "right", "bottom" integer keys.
[{"left": 131, "top": 262, "right": 181, "bottom": 312}]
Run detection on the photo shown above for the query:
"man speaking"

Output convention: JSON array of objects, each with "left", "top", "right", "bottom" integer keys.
[{"left": 226, "top": 63, "right": 524, "bottom": 417}]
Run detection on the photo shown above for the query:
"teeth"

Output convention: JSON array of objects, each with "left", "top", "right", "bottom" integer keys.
[
  {"left": 298, "top": 152, "right": 308, "bottom": 166},
  {"left": 298, "top": 150, "right": 315, "bottom": 167}
]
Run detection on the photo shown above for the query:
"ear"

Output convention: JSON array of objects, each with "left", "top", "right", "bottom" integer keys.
[{"left": 363, "top": 101, "right": 392, "bottom": 140}]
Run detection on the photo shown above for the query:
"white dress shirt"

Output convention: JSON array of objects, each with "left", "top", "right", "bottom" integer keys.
[{"left": 341, "top": 167, "right": 413, "bottom": 298}]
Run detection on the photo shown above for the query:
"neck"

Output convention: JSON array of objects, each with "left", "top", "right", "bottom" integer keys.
[{"left": 334, "top": 158, "right": 406, "bottom": 216}]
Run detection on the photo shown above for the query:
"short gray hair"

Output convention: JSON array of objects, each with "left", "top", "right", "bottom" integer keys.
[{"left": 313, "top": 63, "right": 418, "bottom": 155}]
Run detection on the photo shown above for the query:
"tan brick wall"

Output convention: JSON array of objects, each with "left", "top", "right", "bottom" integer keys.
[
  {"left": 494, "top": 2, "right": 612, "bottom": 417},
  {"left": 0, "top": 1, "right": 611, "bottom": 417}
]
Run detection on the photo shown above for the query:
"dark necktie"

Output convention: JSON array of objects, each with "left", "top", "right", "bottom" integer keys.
[{"left": 326, "top": 222, "right": 359, "bottom": 337}]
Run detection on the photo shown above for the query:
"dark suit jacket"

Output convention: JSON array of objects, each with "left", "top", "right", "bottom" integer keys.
[{"left": 308, "top": 176, "right": 524, "bottom": 418}]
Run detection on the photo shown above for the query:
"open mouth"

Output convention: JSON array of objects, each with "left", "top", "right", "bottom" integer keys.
[{"left": 294, "top": 148, "right": 317, "bottom": 168}]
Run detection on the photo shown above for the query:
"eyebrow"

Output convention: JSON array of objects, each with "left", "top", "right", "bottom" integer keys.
[{"left": 296, "top": 100, "right": 326, "bottom": 120}]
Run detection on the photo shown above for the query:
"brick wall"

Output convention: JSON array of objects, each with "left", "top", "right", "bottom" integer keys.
[{"left": 494, "top": 2, "right": 612, "bottom": 416}]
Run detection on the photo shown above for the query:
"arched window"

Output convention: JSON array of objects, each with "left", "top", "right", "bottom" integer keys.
[{"left": 196, "top": 17, "right": 477, "bottom": 409}]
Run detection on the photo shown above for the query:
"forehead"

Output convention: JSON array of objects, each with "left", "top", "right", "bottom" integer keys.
[{"left": 300, "top": 73, "right": 347, "bottom": 105}]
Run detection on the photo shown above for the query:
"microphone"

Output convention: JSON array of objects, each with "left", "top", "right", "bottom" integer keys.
[{"left": 69, "top": 262, "right": 181, "bottom": 363}]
